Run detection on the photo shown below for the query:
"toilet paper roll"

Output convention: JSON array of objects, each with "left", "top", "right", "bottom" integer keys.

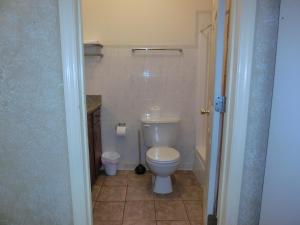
[{"left": 116, "top": 125, "right": 126, "bottom": 136}]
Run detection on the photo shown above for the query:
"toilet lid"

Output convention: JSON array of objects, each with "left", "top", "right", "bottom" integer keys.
[{"left": 146, "top": 147, "right": 180, "bottom": 163}]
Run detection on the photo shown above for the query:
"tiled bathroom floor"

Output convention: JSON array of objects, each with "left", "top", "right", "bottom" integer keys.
[{"left": 92, "top": 171, "right": 204, "bottom": 225}]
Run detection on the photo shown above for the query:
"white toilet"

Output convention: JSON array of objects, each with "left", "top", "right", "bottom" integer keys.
[{"left": 141, "top": 116, "right": 181, "bottom": 194}]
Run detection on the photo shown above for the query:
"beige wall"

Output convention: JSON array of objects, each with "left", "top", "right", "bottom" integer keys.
[
  {"left": 0, "top": 0, "right": 73, "bottom": 224},
  {"left": 82, "top": 0, "right": 212, "bottom": 46}
]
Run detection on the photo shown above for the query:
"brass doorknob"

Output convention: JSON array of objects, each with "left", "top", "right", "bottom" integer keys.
[{"left": 201, "top": 109, "right": 210, "bottom": 115}]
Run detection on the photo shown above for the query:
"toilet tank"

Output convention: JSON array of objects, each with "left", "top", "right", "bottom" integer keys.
[{"left": 141, "top": 116, "right": 180, "bottom": 147}]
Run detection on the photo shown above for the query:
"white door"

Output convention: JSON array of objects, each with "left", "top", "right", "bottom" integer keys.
[
  {"left": 206, "top": 0, "right": 228, "bottom": 217},
  {"left": 195, "top": 12, "right": 213, "bottom": 165},
  {"left": 259, "top": 1, "right": 300, "bottom": 225}
]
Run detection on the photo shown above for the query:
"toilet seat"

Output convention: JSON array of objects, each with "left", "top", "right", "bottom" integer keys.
[{"left": 146, "top": 147, "right": 180, "bottom": 164}]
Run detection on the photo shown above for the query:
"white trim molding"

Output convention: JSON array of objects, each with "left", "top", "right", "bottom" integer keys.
[
  {"left": 217, "top": 0, "right": 257, "bottom": 225},
  {"left": 58, "top": 0, "right": 93, "bottom": 225}
]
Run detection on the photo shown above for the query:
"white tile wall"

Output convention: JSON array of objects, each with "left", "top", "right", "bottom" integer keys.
[{"left": 85, "top": 47, "right": 198, "bottom": 169}]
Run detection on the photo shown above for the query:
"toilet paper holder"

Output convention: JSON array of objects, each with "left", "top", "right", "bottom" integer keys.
[
  {"left": 116, "top": 123, "right": 126, "bottom": 128},
  {"left": 115, "top": 123, "right": 127, "bottom": 136}
]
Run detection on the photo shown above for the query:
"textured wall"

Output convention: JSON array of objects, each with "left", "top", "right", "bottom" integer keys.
[
  {"left": 237, "top": 0, "right": 281, "bottom": 224},
  {"left": 0, "top": 0, "right": 73, "bottom": 224}
]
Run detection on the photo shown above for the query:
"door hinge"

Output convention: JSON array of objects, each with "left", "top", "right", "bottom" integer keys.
[
  {"left": 207, "top": 215, "right": 218, "bottom": 225},
  {"left": 215, "top": 96, "right": 226, "bottom": 113}
]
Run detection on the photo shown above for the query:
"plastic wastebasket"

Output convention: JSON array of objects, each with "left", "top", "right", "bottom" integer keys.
[{"left": 102, "top": 151, "right": 120, "bottom": 176}]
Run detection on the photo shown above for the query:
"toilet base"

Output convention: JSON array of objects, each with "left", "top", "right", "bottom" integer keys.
[{"left": 153, "top": 175, "right": 173, "bottom": 194}]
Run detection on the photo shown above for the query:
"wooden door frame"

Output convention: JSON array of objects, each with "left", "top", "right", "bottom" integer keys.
[{"left": 57, "top": 0, "right": 257, "bottom": 224}]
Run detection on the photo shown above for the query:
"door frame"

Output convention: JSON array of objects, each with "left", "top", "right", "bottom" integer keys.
[
  {"left": 58, "top": 0, "right": 93, "bottom": 225},
  {"left": 57, "top": 0, "right": 257, "bottom": 224},
  {"left": 206, "top": 0, "right": 226, "bottom": 217},
  {"left": 217, "top": 0, "right": 257, "bottom": 224}
]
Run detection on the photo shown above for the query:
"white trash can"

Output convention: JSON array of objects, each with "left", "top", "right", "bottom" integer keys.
[{"left": 102, "top": 151, "right": 120, "bottom": 176}]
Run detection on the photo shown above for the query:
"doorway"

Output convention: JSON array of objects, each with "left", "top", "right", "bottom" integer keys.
[{"left": 57, "top": 0, "right": 239, "bottom": 225}]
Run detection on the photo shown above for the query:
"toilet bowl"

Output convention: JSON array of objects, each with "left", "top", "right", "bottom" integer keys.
[
  {"left": 141, "top": 115, "right": 180, "bottom": 194},
  {"left": 146, "top": 147, "right": 180, "bottom": 194}
]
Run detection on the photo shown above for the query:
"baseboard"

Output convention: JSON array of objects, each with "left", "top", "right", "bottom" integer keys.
[
  {"left": 118, "top": 162, "right": 193, "bottom": 171},
  {"left": 118, "top": 163, "right": 145, "bottom": 170},
  {"left": 178, "top": 163, "right": 194, "bottom": 170}
]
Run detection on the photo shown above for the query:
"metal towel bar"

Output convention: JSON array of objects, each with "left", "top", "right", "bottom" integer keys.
[{"left": 132, "top": 48, "right": 183, "bottom": 53}]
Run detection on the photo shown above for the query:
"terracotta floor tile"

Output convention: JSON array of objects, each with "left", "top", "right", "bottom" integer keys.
[
  {"left": 103, "top": 175, "right": 127, "bottom": 186},
  {"left": 122, "top": 220, "right": 157, "bottom": 225},
  {"left": 95, "top": 174, "right": 106, "bottom": 186},
  {"left": 92, "top": 185, "right": 101, "bottom": 200},
  {"left": 126, "top": 185, "right": 154, "bottom": 200},
  {"left": 157, "top": 221, "right": 189, "bottom": 225},
  {"left": 93, "top": 202, "right": 125, "bottom": 221},
  {"left": 127, "top": 172, "right": 153, "bottom": 186},
  {"left": 174, "top": 172, "right": 199, "bottom": 186},
  {"left": 189, "top": 221, "right": 203, "bottom": 225},
  {"left": 94, "top": 220, "right": 122, "bottom": 225},
  {"left": 184, "top": 201, "right": 203, "bottom": 221},
  {"left": 127, "top": 171, "right": 152, "bottom": 178},
  {"left": 155, "top": 200, "right": 188, "bottom": 221},
  {"left": 97, "top": 186, "right": 127, "bottom": 201},
  {"left": 117, "top": 170, "right": 130, "bottom": 177},
  {"left": 180, "top": 186, "right": 203, "bottom": 201},
  {"left": 154, "top": 186, "right": 182, "bottom": 200},
  {"left": 93, "top": 171, "right": 204, "bottom": 225},
  {"left": 124, "top": 201, "right": 155, "bottom": 221}
]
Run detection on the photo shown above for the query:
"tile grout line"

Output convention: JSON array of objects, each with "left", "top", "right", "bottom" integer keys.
[
  {"left": 153, "top": 200, "right": 158, "bottom": 225},
  {"left": 122, "top": 173, "right": 129, "bottom": 225},
  {"left": 183, "top": 200, "right": 192, "bottom": 224},
  {"left": 92, "top": 180, "right": 103, "bottom": 206},
  {"left": 154, "top": 198, "right": 157, "bottom": 223},
  {"left": 150, "top": 180, "right": 157, "bottom": 223},
  {"left": 179, "top": 189, "right": 192, "bottom": 225},
  {"left": 151, "top": 173, "right": 158, "bottom": 225}
]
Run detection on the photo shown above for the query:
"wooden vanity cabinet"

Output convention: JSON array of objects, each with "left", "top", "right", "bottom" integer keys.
[{"left": 87, "top": 106, "right": 102, "bottom": 185}]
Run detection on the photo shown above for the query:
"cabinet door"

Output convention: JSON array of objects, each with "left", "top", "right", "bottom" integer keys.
[
  {"left": 93, "top": 107, "right": 102, "bottom": 174},
  {"left": 87, "top": 114, "right": 96, "bottom": 185}
]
